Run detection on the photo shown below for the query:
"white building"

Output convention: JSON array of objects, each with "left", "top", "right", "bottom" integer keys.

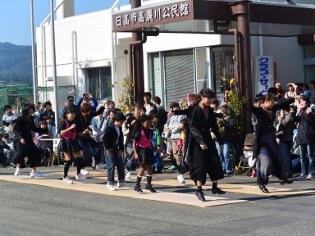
[{"left": 36, "top": 0, "right": 315, "bottom": 110}]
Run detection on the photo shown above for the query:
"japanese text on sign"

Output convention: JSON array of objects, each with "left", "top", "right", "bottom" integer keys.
[
  {"left": 115, "top": 2, "right": 189, "bottom": 27},
  {"left": 255, "top": 56, "right": 274, "bottom": 95}
]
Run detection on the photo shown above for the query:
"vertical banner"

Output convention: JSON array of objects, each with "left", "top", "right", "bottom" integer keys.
[{"left": 254, "top": 56, "right": 274, "bottom": 95}]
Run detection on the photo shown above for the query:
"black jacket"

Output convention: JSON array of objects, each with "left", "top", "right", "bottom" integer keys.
[
  {"left": 14, "top": 116, "right": 48, "bottom": 143},
  {"left": 76, "top": 106, "right": 105, "bottom": 132},
  {"left": 103, "top": 123, "right": 124, "bottom": 151},
  {"left": 291, "top": 110, "right": 315, "bottom": 145}
]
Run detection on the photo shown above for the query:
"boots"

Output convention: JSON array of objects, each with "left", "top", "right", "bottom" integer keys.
[
  {"left": 134, "top": 176, "right": 143, "bottom": 193},
  {"left": 145, "top": 176, "right": 156, "bottom": 193}
]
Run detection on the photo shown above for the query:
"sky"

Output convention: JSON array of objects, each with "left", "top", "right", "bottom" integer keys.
[{"left": 0, "top": 0, "right": 130, "bottom": 46}]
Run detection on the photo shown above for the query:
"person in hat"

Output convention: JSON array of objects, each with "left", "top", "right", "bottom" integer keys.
[
  {"left": 77, "top": 93, "right": 98, "bottom": 113},
  {"left": 103, "top": 111, "right": 130, "bottom": 191},
  {"left": 301, "top": 90, "right": 312, "bottom": 98},
  {"left": 132, "top": 115, "right": 160, "bottom": 193},
  {"left": 63, "top": 95, "right": 80, "bottom": 115},
  {"left": 2, "top": 104, "right": 17, "bottom": 140},
  {"left": 166, "top": 102, "right": 185, "bottom": 171}
]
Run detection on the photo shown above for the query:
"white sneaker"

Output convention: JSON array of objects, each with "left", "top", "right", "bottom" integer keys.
[
  {"left": 96, "top": 163, "right": 107, "bottom": 170},
  {"left": 177, "top": 174, "right": 186, "bottom": 184},
  {"left": 63, "top": 177, "right": 73, "bottom": 184},
  {"left": 30, "top": 171, "right": 43, "bottom": 178},
  {"left": 306, "top": 174, "right": 315, "bottom": 180},
  {"left": 107, "top": 184, "right": 116, "bottom": 191},
  {"left": 80, "top": 168, "right": 89, "bottom": 176},
  {"left": 117, "top": 181, "right": 131, "bottom": 188},
  {"left": 76, "top": 173, "right": 87, "bottom": 180},
  {"left": 14, "top": 168, "right": 21, "bottom": 176},
  {"left": 125, "top": 172, "right": 131, "bottom": 179}
]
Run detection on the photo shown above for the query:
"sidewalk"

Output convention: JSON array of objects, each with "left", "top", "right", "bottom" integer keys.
[{"left": 1, "top": 165, "right": 315, "bottom": 208}]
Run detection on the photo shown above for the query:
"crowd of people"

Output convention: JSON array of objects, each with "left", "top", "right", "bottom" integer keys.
[{"left": 1, "top": 81, "right": 315, "bottom": 201}]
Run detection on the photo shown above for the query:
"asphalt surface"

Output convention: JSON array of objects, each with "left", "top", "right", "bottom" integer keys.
[{"left": 0, "top": 166, "right": 315, "bottom": 236}]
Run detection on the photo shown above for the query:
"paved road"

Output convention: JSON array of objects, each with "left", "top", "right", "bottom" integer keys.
[{"left": 0, "top": 167, "right": 315, "bottom": 236}]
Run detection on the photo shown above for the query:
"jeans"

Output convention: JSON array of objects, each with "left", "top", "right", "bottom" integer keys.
[
  {"left": 105, "top": 147, "right": 125, "bottom": 185},
  {"left": 299, "top": 144, "right": 315, "bottom": 176},
  {"left": 280, "top": 141, "right": 293, "bottom": 175},
  {"left": 215, "top": 141, "right": 232, "bottom": 174}
]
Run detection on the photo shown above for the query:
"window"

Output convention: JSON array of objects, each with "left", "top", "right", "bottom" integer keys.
[
  {"left": 211, "top": 46, "right": 235, "bottom": 98},
  {"left": 88, "top": 67, "right": 112, "bottom": 100}
]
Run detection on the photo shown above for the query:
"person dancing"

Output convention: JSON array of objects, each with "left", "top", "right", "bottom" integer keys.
[
  {"left": 252, "top": 91, "right": 294, "bottom": 193},
  {"left": 13, "top": 105, "right": 48, "bottom": 177}
]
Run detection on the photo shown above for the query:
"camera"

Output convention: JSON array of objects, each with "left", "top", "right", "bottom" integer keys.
[{"left": 290, "top": 104, "right": 297, "bottom": 109}]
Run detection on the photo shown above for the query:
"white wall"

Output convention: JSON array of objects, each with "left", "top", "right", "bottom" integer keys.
[
  {"left": 252, "top": 36, "right": 304, "bottom": 87},
  {"left": 36, "top": 9, "right": 113, "bottom": 99}
]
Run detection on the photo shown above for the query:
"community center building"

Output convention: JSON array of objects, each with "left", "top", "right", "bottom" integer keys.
[{"left": 35, "top": 0, "right": 315, "bottom": 110}]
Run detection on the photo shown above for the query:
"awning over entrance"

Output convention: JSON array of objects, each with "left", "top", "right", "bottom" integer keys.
[{"left": 112, "top": 0, "right": 315, "bottom": 37}]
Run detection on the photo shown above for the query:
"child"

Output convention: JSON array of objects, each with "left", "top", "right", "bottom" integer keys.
[
  {"left": 177, "top": 119, "right": 187, "bottom": 184},
  {"left": 124, "top": 104, "right": 142, "bottom": 179},
  {"left": 58, "top": 108, "right": 85, "bottom": 184},
  {"left": 35, "top": 120, "right": 52, "bottom": 164},
  {"left": 151, "top": 115, "right": 163, "bottom": 173},
  {"left": 103, "top": 111, "right": 130, "bottom": 191},
  {"left": 133, "top": 115, "right": 159, "bottom": 193}
]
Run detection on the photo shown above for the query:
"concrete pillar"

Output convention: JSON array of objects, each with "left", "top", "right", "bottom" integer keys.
[{"left": 56, "top": 0, "right": 74, "bottom": 20}]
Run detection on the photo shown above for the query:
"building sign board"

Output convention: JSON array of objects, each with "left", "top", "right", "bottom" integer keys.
[
  {"left": 112, "top": 0, "right": 193, "bottom": 32},
  {"left": 254, "top": 56, "right": 274, "bottom": 95}
]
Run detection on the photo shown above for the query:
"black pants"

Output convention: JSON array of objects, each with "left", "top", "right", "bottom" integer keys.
[
  {"left": 79, "top": 136, "right": 102, "bottom": 167},
  {"left": 14, "top": 140, "right": 41, "bottom": 168}
]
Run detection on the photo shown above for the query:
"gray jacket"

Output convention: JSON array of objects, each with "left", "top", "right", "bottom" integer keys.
[{"left": 168, "top": 114, "right": 185, "bottom": 140}]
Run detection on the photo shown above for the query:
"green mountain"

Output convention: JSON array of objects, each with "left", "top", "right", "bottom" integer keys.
[{"left": 0, "top": 42, "right": 32, "bottom": 85}]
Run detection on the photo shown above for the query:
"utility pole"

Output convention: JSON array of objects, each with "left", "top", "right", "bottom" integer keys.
[
  {"left": 230, "top": 0, "right": 253, "bottom": 135},
  {"left": 130, "top": 0, "right": 144, "bottom": 103}
]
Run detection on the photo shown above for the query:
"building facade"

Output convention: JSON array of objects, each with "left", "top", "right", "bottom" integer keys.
[{"left": 36, "top": 0, "right": 315, "bottom": 110}]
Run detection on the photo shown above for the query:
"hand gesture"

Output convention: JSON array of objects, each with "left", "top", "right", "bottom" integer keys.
[
  {"left": 134, "top": 153, "right": 139, "bottom": 160},
  {"left": 106, "top": 150, "right": 112, "bottom": 157},
  {"left": 70, "top": 124, "right": 76, "bottom": 130},
  {"left": 20, "top": 138, "right": 26, "bottom": 144},
  {"left": 84, "top": 129, "right": 89, "bottom": 134},
  {"left": 200, "top": 144, "right": 208, "bottom": 150},
  {"left": 168, "top": 112, "right": 174, "bottom": 117}
]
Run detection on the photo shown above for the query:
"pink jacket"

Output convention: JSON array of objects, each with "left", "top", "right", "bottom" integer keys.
[
  {"left": 62, "top": 121, "right": 76, "bottom": 140},
  {"left": 136, "top": 128, "right": 152, "bottom": 149}
]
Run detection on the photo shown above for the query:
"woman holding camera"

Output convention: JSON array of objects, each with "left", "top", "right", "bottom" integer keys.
[
  {"left": 291, "top": 96, "right": 315, "bottom": 180},
  {"left": 252, "top": 93, "right": 294, "bottom": 193},
  {"left": 77, "top": 93, "right": 98, "bottom": 113}
]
